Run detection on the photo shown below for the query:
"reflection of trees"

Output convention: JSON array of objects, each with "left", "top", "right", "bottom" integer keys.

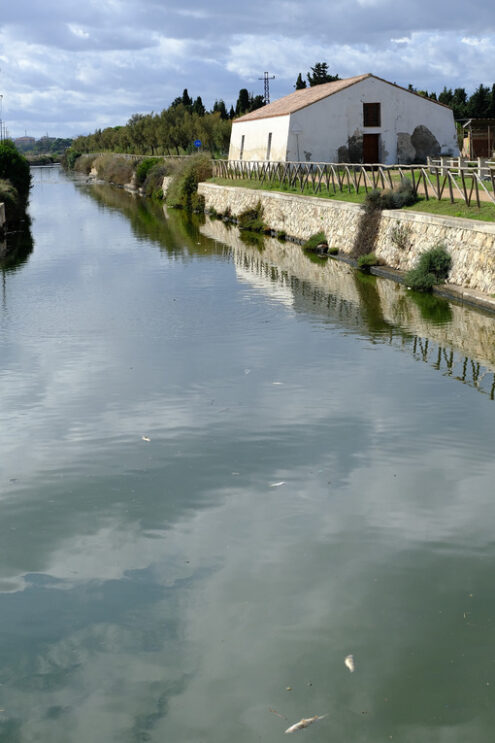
[
  {"left": 79, "top": 183, "right": 215, "bottom": 258},
  {"left": 0, "top": 219, "right": 34, "bottom": 273}
]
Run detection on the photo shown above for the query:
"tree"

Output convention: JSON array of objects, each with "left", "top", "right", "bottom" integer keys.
[
  {"left": 193, "top": 96, "right": 205, "bottom": 116},
  {"left": 452, "top": 88, "right": 468, "bottom": 119},
  {"left": 0, "top": 139, "right": 31, "bottom": 204},
  {"left": 307, "top": 62, "right": 339, "bottom": 87},
  {"left": 235, "top": 88, "right": 250, "bottom": 116},
  {"left": 212, "top": 99, "right": 228, "bottom": 120},
  {"left": 249, "top": 94, "right": 265, "bottom": 112},
  {"left": 181, "top": 88, "right": 193, "bottom": 108},
  {"left": 228, "top": 105, "right": 235, "bottom": 119},
  {"left": 295, "top": 73, "right": 307, "bottom": 90},
  {"left": 467, "top": 84, "right": 491, "bottom": 118},
  {"left": 438, "top": 87, "right": 453, "bottom": 106}
]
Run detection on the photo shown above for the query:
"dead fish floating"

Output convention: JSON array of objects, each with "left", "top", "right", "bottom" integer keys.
[
  {"left": 284, "top": 715, "right": 327, "bottom": 734},
  {"left": 345, "top": 654, "right": 355, "bottom": 672}
]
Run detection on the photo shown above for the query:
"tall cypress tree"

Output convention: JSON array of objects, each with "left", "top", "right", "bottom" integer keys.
[{"left": 295, "top": 73, "right": 307, "bottom": 90}]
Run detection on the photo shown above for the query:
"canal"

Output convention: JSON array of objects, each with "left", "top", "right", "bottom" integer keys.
[{"left": 1, "top": 166, "right": 495, "bottom": 742}]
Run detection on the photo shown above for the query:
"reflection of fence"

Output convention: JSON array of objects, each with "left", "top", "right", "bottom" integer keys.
[{"left": 214, "top": 159, "right": 495, "bottom": 208}]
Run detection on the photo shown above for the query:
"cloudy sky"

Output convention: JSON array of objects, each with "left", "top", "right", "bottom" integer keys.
[{"left": 2, "top": 0, "right": 495, "bottom": 139}]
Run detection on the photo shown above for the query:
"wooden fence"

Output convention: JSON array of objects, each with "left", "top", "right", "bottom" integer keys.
[{"left": 214, "top": 159, "right": 495, "bottom": 208}]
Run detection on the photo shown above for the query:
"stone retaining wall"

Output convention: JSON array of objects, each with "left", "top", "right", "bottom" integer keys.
[{"left": 198, "top": 183, "right": 495, "bottom": 295}]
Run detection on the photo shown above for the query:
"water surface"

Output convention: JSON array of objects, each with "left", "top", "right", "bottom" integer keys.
[{"left": 1, "top": 167, "right": 494, "bottom": 742}]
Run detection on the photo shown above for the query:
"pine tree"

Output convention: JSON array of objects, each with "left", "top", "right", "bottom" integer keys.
[
  {"left": 307, "top": 62, "right": 339, "bottom": 87},
  {"left": 295, "top": 73, "right": 307, "bottom": 90}
]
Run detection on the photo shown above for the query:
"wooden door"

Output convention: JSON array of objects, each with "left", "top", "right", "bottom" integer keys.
[{"left": 363, "top": 133, "right": 380, "bottom": 163}]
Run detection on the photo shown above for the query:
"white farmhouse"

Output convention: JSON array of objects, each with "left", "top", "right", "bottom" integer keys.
[{"left": 228, "top": 74, "right": 459, "bottom": 165}]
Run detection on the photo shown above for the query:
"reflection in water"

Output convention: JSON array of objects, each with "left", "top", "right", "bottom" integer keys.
[
  {"left": 2, "top": 172, "right": 495, "bottom": 742},
  {"left": 201, "top": 218, "right": 495, "bottom": 398}
]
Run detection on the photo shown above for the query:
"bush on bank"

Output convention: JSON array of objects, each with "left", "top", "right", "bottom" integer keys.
[
  {"left": 405, "top": 244, "right": 452, "bottom": 292},
  {"left": 66, "top": 152, "right": 213, "bottom": 210},
  {"left": 0, "top": 140, "right": 32, "bottom": 224},
  {"left": 165, "top": 154, "right": 212, "bottom": 209}
]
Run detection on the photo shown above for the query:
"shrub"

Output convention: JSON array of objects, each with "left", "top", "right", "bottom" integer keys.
[
  {"left": 302, "top": 231, "right": 327, "bottom": 251},
  {"left": 135, "top": 157, "right": 158, "bottom": 186},
  {"left": 93, "top": 154, "right": 135, "bottom": 186},
  {"left": 73, "top": 153, "right": 97, "bottom": 175},
  {"left": 238, "top": 201, "right": 265, "bottom": 232},
  {"left": 166, "top": 154, "right": 213, "bottom": 209},
  {"left": 0, "top": 178, "right": 21, "bottom": 223},
  {"left": 62, "top": 148, "right": 82, "bottom": 170},
  {"left": 357, "top": 252, "right": 379, "bottom": 271},
  {"left": 276, "top": 230, "right": 287, "bottom": 241},
  {"left": 364, "top": 179, "right": 417, "bottom": 212},
  {"left": 0, "top": 140, "right": 31, "bottom": 205},
  {"left": 364, "top": 189, "right": 383, "bottom": 213},
  {"left": 142, "top": 162, "right": 168, "bottom": 198},
  {"left": 405, "top": 244, "right": 452, "bottom": 292},
  {"left": 328, "top": 246, "right": 339, "bottom": 255}
]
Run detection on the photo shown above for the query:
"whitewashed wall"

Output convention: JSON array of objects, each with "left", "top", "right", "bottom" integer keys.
[{"left": 229, "top": 115, "right": 290, "bottom": 162}]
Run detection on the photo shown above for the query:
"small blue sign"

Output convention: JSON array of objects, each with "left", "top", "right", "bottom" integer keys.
[{"left": 194, "top": 139, "right": 202, "bottom": 148}]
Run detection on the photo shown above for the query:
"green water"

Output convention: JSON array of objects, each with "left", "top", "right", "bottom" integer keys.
[{"left": 0, "top": 166, "right": 494, "bottom": 742}]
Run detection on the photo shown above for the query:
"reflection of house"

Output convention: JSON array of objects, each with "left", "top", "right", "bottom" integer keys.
[
  {"left": 229, "top": 73, "right": 459, "bottom": 165},
  {"left": 462, "top": 119, "right": 495, "bottom": 158}
]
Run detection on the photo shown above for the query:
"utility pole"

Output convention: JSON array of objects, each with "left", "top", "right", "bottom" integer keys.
[{"left": 258, "top": 72, "right": 275, "bottom": 105}]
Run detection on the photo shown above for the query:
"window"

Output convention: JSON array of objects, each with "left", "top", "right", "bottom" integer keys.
[
  {"left": 363, "top": 102, "right": 381, "bottom": 127},
  {"left": 240, "top": 135, "right": 245, "bottom": 160},
  {"left": 266, "top": 132, "right": 272, "bottom": 161}
]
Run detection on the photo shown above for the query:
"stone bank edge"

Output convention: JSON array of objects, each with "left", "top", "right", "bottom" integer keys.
[{"left": 198, "top": 183, "right": 495, "bottom": 313}]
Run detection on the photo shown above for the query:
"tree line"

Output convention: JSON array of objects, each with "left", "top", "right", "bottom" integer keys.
[{"left": 72, "top": 87, "right": 266, "bottom": 156}]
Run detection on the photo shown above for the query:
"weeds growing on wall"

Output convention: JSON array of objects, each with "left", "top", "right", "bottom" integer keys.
[
  {"left": 390, "top": 222, "right": 412, "bottom": 250},
  {"left": 357, "top": 252, "right": 379, "bottom": 272},
  {"left": 238, "top": 201, "right": 266, "bottom": 232},
  {"left": 405, "top": 243, "right": 452, "bottom": 292},
  {"left": 302, "top": 231, "right": 328, "bottom": 251}
]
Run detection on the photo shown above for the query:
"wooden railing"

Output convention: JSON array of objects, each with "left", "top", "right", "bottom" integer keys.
[
  {"left": 427, "top": 155, "right": 495, "bottom": 178},
  {"left": 213, "top": 159, "right": 495, "bottom": 208}
]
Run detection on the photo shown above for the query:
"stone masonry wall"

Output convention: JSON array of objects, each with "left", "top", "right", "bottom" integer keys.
[{"left": 198, "top": 183, "right": 495, "bottom": 295}]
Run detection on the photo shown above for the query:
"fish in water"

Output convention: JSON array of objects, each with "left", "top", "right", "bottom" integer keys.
[
  {"left": 345, "top": 654, "right": 355, "bottom": 672},
  {"left": 284, "top": 715, "right": 327, "bottom": 733}
]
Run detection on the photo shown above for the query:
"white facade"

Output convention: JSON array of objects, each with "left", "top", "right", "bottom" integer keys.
[{"left": 229, "top": 75, "right": 459, "bottom": 165}]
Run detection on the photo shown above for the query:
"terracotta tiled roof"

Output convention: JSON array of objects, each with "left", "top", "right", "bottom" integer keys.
[
  {"left": 234, "top": 74, "right": 371, "bottom": 122},
  {"left": 234, "top": 73, "right": 452, "bottom": 122}
]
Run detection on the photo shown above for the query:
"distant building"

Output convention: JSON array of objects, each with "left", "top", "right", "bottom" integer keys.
[
  {"left": 229, "top": 73, "right": 459, "bottom": 165},
  {"left": 14, "top": 136, "right": 36, "bottom": 146}
]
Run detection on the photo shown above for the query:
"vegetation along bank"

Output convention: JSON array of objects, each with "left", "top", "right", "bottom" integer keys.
[{"left": 65, "top": 151, "right": 495, "bottom": 311}]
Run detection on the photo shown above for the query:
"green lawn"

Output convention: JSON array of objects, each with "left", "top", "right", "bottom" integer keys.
[{"left": 209, "top": 177, "right": 495, "bottom": 223}]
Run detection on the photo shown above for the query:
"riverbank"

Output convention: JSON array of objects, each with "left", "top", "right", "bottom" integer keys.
[{"left": 198, "top": 182, "right": 495, "bottom": 311}]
